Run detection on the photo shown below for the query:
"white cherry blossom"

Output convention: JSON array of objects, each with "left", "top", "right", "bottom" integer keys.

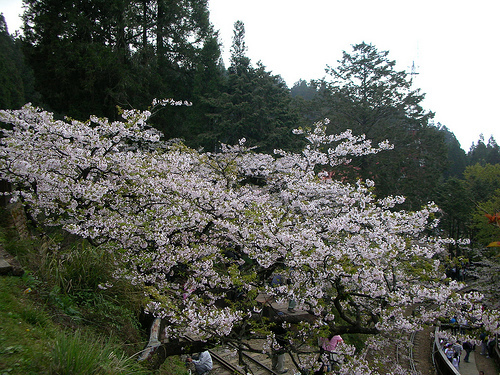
[{"left": 0, "top": 103, "right": 490, "bottom": 373}]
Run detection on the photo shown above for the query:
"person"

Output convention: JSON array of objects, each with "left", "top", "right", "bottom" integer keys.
[
  {"left": 187, "top": 351, "right": 213, "bottom": 375},
  {"left": 319, "top": 335, "right": 343, "bottom": 372},
  {"left": 271, "top": 274, "right": 296, "bottom": 313},
  {"left": 271, "top": 335, "right": 289, "bottom": 374},
  {"left": 486, "top": 335, "right": 496, "bottom": 358},
  {"left": 452, "top": 353, "right": 459, "bottom": 371},
  {"left": 450, "top": 316, "right": 458, "bottom": 334},
  {"left": 463, "top": 340, "right": 473, "bottom": 362},
  {"left": 445, "top": 344, "right": 454, "bottom": 361},
  {"left": 319, "top": 335, "right": 344, "bottom": 352},
  {"left": 479, "top": 332, "right": 488, "bottom": 355},
  {"left": 271, "top": 351, "right": 288, "bottom": 374},
  {"left": 452, "top": 340, "right": 463, "bottom": 364},
  {"left": 270, "top": 325, "right": 289, "bottom": 374},
  {"left": 457, "top": 314, "right": 468, "bottom": 333}
]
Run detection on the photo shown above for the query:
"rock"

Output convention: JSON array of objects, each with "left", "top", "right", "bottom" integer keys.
[
  {"left": 0, "top": 258, "right": 12, "bottom": 274},
  {"left": 0, "top": 246, "right": 23, "bottom": 276}
]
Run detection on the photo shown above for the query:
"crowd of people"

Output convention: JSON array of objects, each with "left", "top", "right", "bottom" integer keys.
[
  {"left": 184, "top": 331, "right": 496, "bottom": 375},
  {"left": 439, "top": 331, "right": 497, "bottom": 373},
  {"left": 441, "top": 338, "right": 466, "bottom": 371}
]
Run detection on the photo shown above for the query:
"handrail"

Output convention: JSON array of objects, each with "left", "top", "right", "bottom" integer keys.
[
  {"left": 433, "top": 326, "right": 460, "bottom": 375},
  {"left": 409, "top": 331, "right": 417, "bottom": 374}
]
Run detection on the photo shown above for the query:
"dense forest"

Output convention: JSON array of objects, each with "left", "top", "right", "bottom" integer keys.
[
  {"left": 2, "top": 1, "right": 499, "bottom": 246},
  {"left": 1, "top": 2, "right": 500, "bottom": 374}
]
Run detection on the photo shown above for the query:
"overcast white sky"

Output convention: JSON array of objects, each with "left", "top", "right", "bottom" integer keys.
[{"left": 2, "top": 0, "right": 499, "bottom": 150}]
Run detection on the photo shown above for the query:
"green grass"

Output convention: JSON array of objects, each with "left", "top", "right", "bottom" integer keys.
[
  {"left": 0, "top": 275, "right": 189, "bottom": 374},
  {"left": 0, "top": 207, "right": 189, "bottom": 375},
  {"left": 0, "top": 276, "right": 54, "bottom": 374},
  {"left": 48, "top": 330, "right": 148, "bottom": 375},
  {"left": 0, "top": 276, "right": 148, "bottom": 374}
]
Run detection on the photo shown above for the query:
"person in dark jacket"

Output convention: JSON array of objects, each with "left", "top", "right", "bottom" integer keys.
[{"left": 462, "top": 340, "right": 473, "bottom": 362}]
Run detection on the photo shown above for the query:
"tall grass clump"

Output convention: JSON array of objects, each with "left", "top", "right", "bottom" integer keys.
[
  {"left": 1, "top": 207, "right": 145, "bottom": 343},
  {"left": 1, "top": 207, "right": 192, "bottom": 374},
  {"left": 31, "top": 237, "right": 113, "bottom": 295},
  {"left": 49, "top": 330, "right": 148, "bottom": 375}
]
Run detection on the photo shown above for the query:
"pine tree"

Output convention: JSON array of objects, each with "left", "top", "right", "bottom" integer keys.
[
  {"left": 315, "top": 42, "right": 446, "bottom": 209},
  {"left": 184, "top": 34, "right": 226, "bottom": 150},
  {"left": 468, "top": 135, "right": 500, "bottom": 166},
  {"left": 203, "top": 21, "right": 301, "bottom": 153},
  {"left": 439, "top": 124, "right": 467, "bottom": 178},
  {"left": 0, "top": 15, "right": 37, "bottom": 110},
  {"left": 22, "top": 0, "right": 131, "bottom": 118},
  {"left": 21, "top": 0, "right": 216, "bottom": 127}
]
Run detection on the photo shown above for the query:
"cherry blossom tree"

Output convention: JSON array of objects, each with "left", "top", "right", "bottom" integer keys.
[{"left": 0, "top": 103, "right": 493, "bottom": 374}]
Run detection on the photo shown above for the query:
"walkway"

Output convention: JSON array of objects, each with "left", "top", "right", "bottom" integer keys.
[
  {"left": 459, "top": 349, "right": 479, "bottom": 375},
  {"left": 460, "top": 349, "right": 497, "bottom": 375}
]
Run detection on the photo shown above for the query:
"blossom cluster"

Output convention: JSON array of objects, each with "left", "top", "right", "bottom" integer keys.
[{"left": 0, "top": 103, "right": 488, "bottom": 372}]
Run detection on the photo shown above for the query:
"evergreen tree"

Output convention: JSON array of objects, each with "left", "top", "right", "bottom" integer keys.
[
  {"left": 434, "top": 177, "right": 473, "bottom": 243},
  {"left": 315, "top": 42, "right": 445, "bottom": 209},
  {"left": 463, "top": 163, "right": 500, "bottom": 204},
  {"left": 21, "top": 0, "right": 216, "bottom": 131},
  {"left": 184, "top": 34, "right": 226, "bottom": 150},
  {"left": 0, "top": 15, "right": 37, "bottom": 110},
  {"left": 468, "top": 135, "right": 500, "bottom": 166},
  {"left": 485, "top": 137, "right": 500, "bottom": 165},
  {"left": 460, "top": 163, "right": 500, "bottom": 247},
  {"left": 0, "top": 15, "right": 23, "bottom": 109},
  {"left": 468, "top": 135, "right": 488, "bottom": 165},
  {"left": 438, "top": 124, "right": 467, "bottom": 178},
  {"left": 229, "top": 20, "right": 248, "bottom": 68},
  {"left": 290, "top": 79, "right": 321, "bottom": 129},
  {"left": 290, "top": 79, "right": 318, "bottom": 100},
  {"left": 204, "top": 21, "right": 301, "bottom": 153},
  {"left": 22, "top": 0, "right": 132, "bottom": 118}
]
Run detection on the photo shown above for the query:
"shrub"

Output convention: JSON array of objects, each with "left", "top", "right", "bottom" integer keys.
[{"left": 49, "top": 330, "right": 148, "bottom": 375}]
